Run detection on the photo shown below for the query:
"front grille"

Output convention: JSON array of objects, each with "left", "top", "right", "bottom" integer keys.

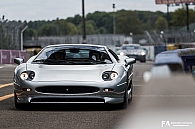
[
  {"left": 31, "top": 98, "right": 105, "bottom": 103},
  {"left": 35, "top": 86, "right": 100, "bottom": 94}
]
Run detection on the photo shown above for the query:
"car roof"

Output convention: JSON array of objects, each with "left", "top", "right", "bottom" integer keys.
[
  {"left": 154, "top": 51, "right": 183, "bottom": 65},
  {"left": 45, "top": 44, "right": 107, "bottom": 48}
]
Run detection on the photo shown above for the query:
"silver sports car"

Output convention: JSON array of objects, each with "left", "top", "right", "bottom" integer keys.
[
  {"left": 117, "top": 44, "right": 146, "bottom": 62},
  {"left": 14, "top": 44, "right": 136, "bottom": 109}
]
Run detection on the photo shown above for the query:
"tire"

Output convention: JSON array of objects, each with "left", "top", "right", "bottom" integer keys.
[
  {"left": 128, "top": 83, "right": 133, "bottom": 103},
  {"left": 140, "top": 58, "right": 146, "bottom": 63},
  {"left": 119, "top": 79, "right": 134, "bottom": 109},
  {"left": 140, "top": 56, "right": 146, "bottom": 62},
  {"left": 118, "top": 89, "right": 128, "bottom": 109}
]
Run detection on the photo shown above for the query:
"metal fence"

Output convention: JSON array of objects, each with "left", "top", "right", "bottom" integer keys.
[
  {"left": 133, "top": 30, "right": 195, "bottom": 45},
  {"left": 1, "top": 21, "right": 195, "bottom": 50},
  {"left": 26, "top": 30, "right": 195, "bottom": 49},
  {"left": 0, "top": 20, "right": 27, "bottom": 50},
  {"left": 31, "top": 34, "right": 126, "bottom": 48}
]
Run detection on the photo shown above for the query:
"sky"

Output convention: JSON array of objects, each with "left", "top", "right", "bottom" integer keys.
[{"left": 0, "top": 0, "right": 194, "bottom": 22}]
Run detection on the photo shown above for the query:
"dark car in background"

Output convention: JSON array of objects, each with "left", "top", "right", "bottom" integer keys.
[{"left": 117, "top": 44, "right": 146, "bottom": 62}]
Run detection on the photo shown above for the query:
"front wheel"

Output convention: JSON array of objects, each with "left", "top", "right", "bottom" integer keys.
[
  {"left": 118, "top": 90, "right": 128, "bottom": 109},
  {"left": 128, "top": 83, "right": 133, "bottom": 103},
  {"left": 140, "top": 55, "right": 146, "bottom": 62},
  {"left": 118, "top": 81, "right": 133, "bottom": 109},
  {"left": 140, "top": 58, "right": 146, "bottom": 63}
]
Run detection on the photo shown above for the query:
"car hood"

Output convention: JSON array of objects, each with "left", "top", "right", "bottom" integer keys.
[{"left": 26, "top": 63, "right": 115, "bottom": 82}]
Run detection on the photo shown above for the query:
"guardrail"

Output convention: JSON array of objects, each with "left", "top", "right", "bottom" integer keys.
[{"left": 0, "top": 50, "right": 26, "bottom": 64}]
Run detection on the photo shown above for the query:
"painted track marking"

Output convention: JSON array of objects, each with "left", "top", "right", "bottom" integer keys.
[
  {"left": 0, "top": 83, "right": 13, "bottom": 89},
  {"left": 0, "top": 93, "right": 14, "bottom": 101},
  {"left": 0, "top": 83, "right": 14, "bottom": 101}
]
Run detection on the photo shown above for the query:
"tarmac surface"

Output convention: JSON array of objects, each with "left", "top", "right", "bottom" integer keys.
[
  {"left": 116, "top": 75, "right": 195, "bottom": 129},
  {"left": 0, "top": 62, "right": 152, "bottom": 129}
]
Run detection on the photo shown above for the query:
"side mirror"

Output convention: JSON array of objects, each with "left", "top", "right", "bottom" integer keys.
[
  {"left": 125, "top": 58, "right": 136, "bottom": 66},
  {"left": 14, "top": 58, "right": 24, "bottom": 65}
]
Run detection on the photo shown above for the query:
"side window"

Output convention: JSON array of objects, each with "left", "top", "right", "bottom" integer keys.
[{"left": 108, "top": 49, "right": 119, "bottom": 61}]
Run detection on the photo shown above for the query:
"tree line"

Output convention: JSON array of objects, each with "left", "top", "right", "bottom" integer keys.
[{"left": 24, "top": 7, "right": 195, "bottom": 40}]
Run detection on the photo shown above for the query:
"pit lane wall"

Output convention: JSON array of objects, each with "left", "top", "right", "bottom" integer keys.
[
  {"left": 141, "top": 46, "right": 155, "bottom": 61},
  {"left": 0, "top": 50, "right": 27, "bottom": 64}
]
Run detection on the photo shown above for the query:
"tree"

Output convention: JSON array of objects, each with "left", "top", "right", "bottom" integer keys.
[
  {"left": 98, "top": 27, "right": 107, "bottom": 34},
  {"left": 86, "top": 11, "right": 113, "bottom": 33},
  {"left": 49, "top": 19, "right": 78, "bottom": 36},
  {"left": 24, "top": 28, "right": 38, "bottom": 40},
  {"left": 135, "top": 10, "right": 167, "bottom": 31},
  {"left": 116, "top": 10, "right": 143, "bottom": 35},
  {"left": 66, "top": 22, "right": 77, "bottom": 35},
  {"left": 141, "top": 22, "right": 153, "bottom": 31},
  {"left": 171, "top": 7, "right": 195, "bottom": 28},
  {"left": 38, "top": 24, "right": 57, "bottom": 36},
  {"left": 23, "top": 9, "right": 171, "bottom": 38},
  {"left": 76, "top": 20, "right": 97, "bottom": 35},
  {"left": 155, "top": 16, "right": 168, "bottom": 31},
  {"left": 67, "top": 14, "right": 82, "bottom": 26}
]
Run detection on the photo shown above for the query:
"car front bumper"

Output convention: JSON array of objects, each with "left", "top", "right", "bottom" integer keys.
[{"left": 14, "top": 80, "right": 128, "bottom": 104}]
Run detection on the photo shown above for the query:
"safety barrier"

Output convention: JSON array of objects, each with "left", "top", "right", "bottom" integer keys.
[{"left": 0, "top": 50, "right": 26, "bottom": 64}]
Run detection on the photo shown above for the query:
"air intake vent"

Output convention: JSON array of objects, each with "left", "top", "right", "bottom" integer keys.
[{"left": 35, "top": 86, "right": 100, "bottom": 94}]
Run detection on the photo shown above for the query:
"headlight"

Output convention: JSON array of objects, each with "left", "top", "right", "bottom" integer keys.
[
  {"left": 120, "top": 52, "right": 125, "bottom": 56},
  {"left": 110, "top": 72, "right": 118, "bottom": 80},
  {"left": 102, "top": 73, "right": 110, "bottom": 80},
  {"left": 141, "top": 51, "right": 145, "bottom": 55},
  {"left": 20, "top": 72, "right": 28, "bottom": 80},
  {"left": 29, "top": 71, "right": 35, "bottom": 80},
  {"left": 102, "top": 71, "right": 118, "bottom": 81},
  {"left": 20, "top": 71, "right": 35, "bottom": 81}
]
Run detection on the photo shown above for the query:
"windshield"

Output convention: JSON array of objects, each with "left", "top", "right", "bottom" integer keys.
[
  {"left": 32, "top": 45, "right": 112, "bottom": 65},
  {"left": 121, "top": 45, "right": 141, "bottom": 50}
]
